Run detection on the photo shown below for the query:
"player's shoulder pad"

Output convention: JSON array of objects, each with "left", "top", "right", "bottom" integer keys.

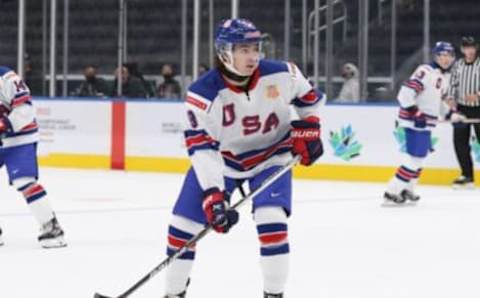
[
  {"left": 186, "top": 69, "right": 225, "bottom": 111},
  {"left": 411, "top": 64, "right": 433, "bottom": 81},
  {"left": 258, "top": 59, "right": 289, "bottom": 77},
  {"left": 416, "top": 64, "right": 434, "bottom": 73},
  {"left": 0, "top": 66, "right": 13, "bottom": 77}
]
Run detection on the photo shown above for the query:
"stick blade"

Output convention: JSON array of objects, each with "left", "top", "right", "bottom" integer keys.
[{"left": 94, "top": 293, "right": 115, "bottom": 298}]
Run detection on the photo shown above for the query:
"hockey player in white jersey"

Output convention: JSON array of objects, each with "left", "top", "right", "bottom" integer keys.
[
  {"left": 384, "top": 42, "right": 465, "bottom": 204},
  {"left": 0, "top": 66, "right": 66, "bottom": 248},
  {"left": 162, "top": 19, "right": 324, "bottom": 297}
]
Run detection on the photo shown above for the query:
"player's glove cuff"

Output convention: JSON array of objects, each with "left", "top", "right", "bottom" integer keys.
[{"left": 0, "top": 117, "right": 13, "bottom": 136}]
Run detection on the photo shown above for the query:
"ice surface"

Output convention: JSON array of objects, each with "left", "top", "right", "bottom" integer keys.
[{"left": 1, "top": 167, "right": 479, "bottom": 298}]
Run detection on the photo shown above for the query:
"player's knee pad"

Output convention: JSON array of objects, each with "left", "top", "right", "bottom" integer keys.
[
  {"left": 167, "top": 215, "right": 204, "bottom": 260},
  {"left": 12, "top": 177, "right": 46, "bottom": 204},
  {"left": 254, "top": 207, "right": 289, "bottom": 256}
]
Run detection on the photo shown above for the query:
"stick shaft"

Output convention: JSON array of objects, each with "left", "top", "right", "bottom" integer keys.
[{"left": 108, "top": 156, "right": 300, "bottom": 298}]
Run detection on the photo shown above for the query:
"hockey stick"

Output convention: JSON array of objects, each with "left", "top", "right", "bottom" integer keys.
[
  {"left": 459, "top": 118, "right": 480, "bottom": 124},
  {"left": 436, "top": 118, "right": 480, "bottom": 124},
  {"left": 94, "top": 155, "right": 301, "bottom": 298}
]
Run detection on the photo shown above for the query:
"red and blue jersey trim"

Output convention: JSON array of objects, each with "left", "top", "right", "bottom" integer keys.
[
  {"left": 403, "top": 78, "right": 424, "bottom": 94},
  {"left": 4, "top": 121, "right": 39, "bottom": 138},
  {"left": 292, "top": 89, "right": 322, "bottom": 107},
  {"left": 221, "top": 133, "right": 292, "bottom": 171},
  {"left": 398, "top": 108, "right": 437, "bottom": 127},
  {"left": 184, "top": 129, "right": 220, "bottom": 155},
  {"left": 11, "top": 92, "right": 32, "bottom": 108}
]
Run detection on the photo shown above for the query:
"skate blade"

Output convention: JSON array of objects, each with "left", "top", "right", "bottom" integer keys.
[
  {"left": 452, "top": 183, "right": 475, "bottom": 190},
  {"left": 40, "top": 237, "right": 67, "bottom": 249},
  {"left": 381, "top": 199, "right": 416, "bottom": 208}
]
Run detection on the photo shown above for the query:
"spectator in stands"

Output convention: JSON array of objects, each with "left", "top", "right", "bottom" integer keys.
[
  {"left": 157, "top": 63, "right": 181, "bottom": 99},
  {"left": 24, "top": 60, "right": 43, "bottom": 96},
  {"left": 400, "top": 0, "right": 417, "bottom": 11},
  {"left": 111, "top": 66, "right": 148, "bottom": 98},
  {"left": 72, "top": 65, "right": 109, "bottom": 97},
  {"left": 334, "top": 63, "right": 360, "bottom": 103},
  {"left": 124, "top": 62, "right": 156, "bottom": 98}
]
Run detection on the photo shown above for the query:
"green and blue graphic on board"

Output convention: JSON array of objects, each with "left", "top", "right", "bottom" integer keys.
[
  {"left": 329, "top": 124, "right": 362, "bottom": 161},
  {"left": 472, "top": 136, "right": 480, "bottom": 163}
]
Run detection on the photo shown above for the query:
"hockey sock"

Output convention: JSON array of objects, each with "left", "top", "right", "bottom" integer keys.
[
  {"left": 164, "top": 215, "right": 203, "bottom": 295},
  {"left": 254, "top": 207, "right": 289, "bottom": 294},
  {"left": 388, "top": 155, "right": 424, "bottom": 194},
  {"left": 14, "top": 178, "right": 54, "bottom": 225},
  {"left": 408, "top": 168, "right": 423, "bottom": 191}
]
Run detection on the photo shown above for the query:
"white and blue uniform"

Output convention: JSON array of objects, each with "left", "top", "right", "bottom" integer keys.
[
  {"left": 0, "top": 66, "right": 40, "bottom": 184},
  {"left": 397, "top": 63, "right": 451, "bottom": 132},
  {"left": 164, "top": 59, "right": 323, "bottom": 295},
  {"left": 388, "top": 63, "right": 451, "bottom": 194},
  {"left": 173, "top": 60, "right": 322, "bottom": 221},
  {"left": 0, "top": 66, "right": 55, "bottom": 228}
]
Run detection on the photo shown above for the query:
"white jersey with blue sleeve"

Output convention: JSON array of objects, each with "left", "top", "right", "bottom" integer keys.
[
  {"left": 397, "top": 64, "right": 451, "bottom": 130},
  {"left": 184, "top": 59, "right": 324, "bottom": 192},
  {"left": 0, "top": 66, "right": 39, "bottom": 148}
]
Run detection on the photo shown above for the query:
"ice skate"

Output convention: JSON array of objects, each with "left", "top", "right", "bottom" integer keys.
[
  {"left": 452, "top": 176, "right": 474, "bottom": 190},
  {"left": 38, "top": 216, "right": 67, "bottom": 248},
  {"left": 264, "top": 293, "right": 283, "bottom": 298},
  {"left": 382, "top": 191, "right": 407, "bottom": 206},
  {"left": 401, "top": 189, "right": 420, "bottom": 202},
  {"left": 163, "top": 292, "right": 186, "bottom": 298}
]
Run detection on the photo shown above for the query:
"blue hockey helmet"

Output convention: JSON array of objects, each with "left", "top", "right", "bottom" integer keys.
[
  {"left": 432, "top": 41, "right": 455, "bottom": 56},
  {"left": 215, "top": 18, "right": 262, "bottom": 75},
  {"left": 432, "top": 41, "right": 455, "bottom": 70}
]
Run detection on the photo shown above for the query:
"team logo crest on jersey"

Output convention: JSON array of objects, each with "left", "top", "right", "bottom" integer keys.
[{"left": 265, "top": 85, "right": 280, "bottom": 99}]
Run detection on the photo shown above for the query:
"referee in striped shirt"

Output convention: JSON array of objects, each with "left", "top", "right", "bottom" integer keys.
[{"left": 447, "top": 36, "right": 480, "bottom": 188}]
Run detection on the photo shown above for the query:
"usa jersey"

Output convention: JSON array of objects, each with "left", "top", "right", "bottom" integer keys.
[
  {"left": 184, "top": 60, "right": 323, "bottom": 191},
  {"left": 0, "top": 66, "right": 39, "bottom": 148},
  {"left": 397, "top": 64, "right": 451, "bottom": 130}
]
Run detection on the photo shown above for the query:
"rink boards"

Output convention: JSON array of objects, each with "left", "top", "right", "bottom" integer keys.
[{"left": 34, "top": 98, "right": 480, "bottom": 186}]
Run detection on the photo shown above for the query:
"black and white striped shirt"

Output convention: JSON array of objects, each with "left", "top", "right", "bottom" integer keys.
[{"left": 448, "top": 57, "right": 480, "bottom": 107}]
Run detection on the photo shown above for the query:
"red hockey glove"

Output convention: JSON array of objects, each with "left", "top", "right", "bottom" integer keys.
[
  {"left": 0, "top": 117, "right": 10, "bottom": 135},
  {"left": 291, "top": 116, "right": 324, "bottom": 166},
  {"left": 202, "top": 188, "right": 239, "bottom": 233}
]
